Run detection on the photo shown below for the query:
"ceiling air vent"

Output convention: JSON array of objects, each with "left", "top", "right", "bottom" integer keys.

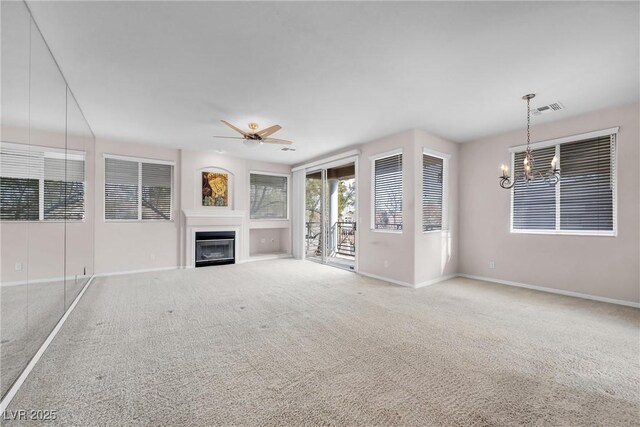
[{"left": 531, "top": 102, "right": 564, "bottom": 116}]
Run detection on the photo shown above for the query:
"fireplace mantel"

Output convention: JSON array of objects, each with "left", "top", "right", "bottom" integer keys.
[
  {"left": 181, "top": 209, "right": 247, "bottom": 267},
  {"left": 182, "top": 209, "right": 246, "bottom": 219}
]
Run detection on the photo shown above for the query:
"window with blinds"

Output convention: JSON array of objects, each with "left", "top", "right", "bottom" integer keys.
[
  {"left": 423, "top": 153, "right": 448, "bottom": 232},
  {"left": 372, "top": 153, "right": 403, "bottom": 230},
  {"left": 105, "top": 156, "right": 173, "bottom": 221},
  {"left": 142, "top": 163, "right": 173, "bottom": 220},
  {"left": 0, "top": 142, "right": 85, "bottom": 221},
  {"left": 511, "top": 133, "right": 616, "bottom": 235},
  {"left": 0, "top": 178, "right": 39, "bottom": 220},
  {"left": 44, "top": 157, "right": 85, "bottom": 220},
  {"left": 512, "top": 146, "right": 556, "bottom": 230},
  {"left": 250, "top": 173, "right": 288, "bottom": 220},
  {"left": 560, "top": 136, "right": 614, "bottom": 232}
]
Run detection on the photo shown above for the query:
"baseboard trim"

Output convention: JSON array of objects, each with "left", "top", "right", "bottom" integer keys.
[
  {"left": 104, "top": 258, "right": 292, "bottom": 273},
  {"left": 0, "top": 275, "right": 95, "bottom": 413},
  {"left": 246, "top": 254, "right": 293, "bottom": 263},
  {"left": 1, "top": 275, "right": 92, "bottom": 287},
  {"left": 94, "top": 266, "right": 180, "bottom": 278},
  {"left": 358, "top": 272, "right": 455, "bottom": 289},
  {"left": 358, "top": 271, "right": 414, "bottom": 288},
  {"left": 415, "top": 274, "right": 457, "bottom": 288},
  {"left": 458, "top": 274, "right": 640, "bottom": 308}
]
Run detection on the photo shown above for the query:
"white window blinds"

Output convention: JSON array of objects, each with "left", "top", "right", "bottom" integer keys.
[
  {"left": 373, "top": 153, "right": 403, "bottom": 230},
  {"left": 0, "top": 177, "right": 39, "bottom": 220},
  {"left": 105, "top": 158, "right": 139, "bottom": 220},
  {"left": 511, "top": 133, "right": 616, "bottom": 234},
  {"left": 250, "top": 173, "right": 288, "bottom": 219},
  {"left": 44, "top": 156, "right": 85, "bottom": 220},
  {"left": 512, "top": 146, "right": 556, "bottom": 230},
  {"left": 559, "top": 135, "right": 614, "bottom": 232},
  {"left": 0, "top": 142, "right": 85, "bottom": 221},
  {"left": 142, "top": 163, "right": 173, "bottom": 220},
  {"left": 422, "top": 153, "right": 448, "bottom": 232},
  {"left": 105, "top": 156, "right": 173, "bottom": 221}
]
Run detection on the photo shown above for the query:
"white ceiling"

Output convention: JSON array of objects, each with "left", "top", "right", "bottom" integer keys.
[{"left": 26, "top": 1, "right": 639, "bottom": 165}]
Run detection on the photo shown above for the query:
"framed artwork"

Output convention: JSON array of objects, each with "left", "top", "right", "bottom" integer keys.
[{"left": 202, "top": 171, "right": 229, "bottom": 207}]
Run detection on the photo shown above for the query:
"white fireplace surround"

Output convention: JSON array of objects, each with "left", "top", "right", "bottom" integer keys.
[{"left": 182, "top": 209, "right": 247, "bottom": 268}]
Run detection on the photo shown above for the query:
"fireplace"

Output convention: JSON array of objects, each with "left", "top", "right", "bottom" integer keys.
[{"left": 195, "top": 231, "right": 235, "bottom": 267}]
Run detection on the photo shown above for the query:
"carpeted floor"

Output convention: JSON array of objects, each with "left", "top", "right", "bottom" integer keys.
[{"left": 5, "top": 259, "right": 639, "bottom": 426}]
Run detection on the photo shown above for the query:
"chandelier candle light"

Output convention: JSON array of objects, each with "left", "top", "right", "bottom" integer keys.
[{"left": 499, "top": 94, "right": 561, "bottom": 189}]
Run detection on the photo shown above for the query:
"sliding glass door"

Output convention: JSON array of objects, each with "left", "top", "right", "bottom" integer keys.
[
  {"left": 305, "top": 170, "right": 325, "bottom": 263},
  {"left": 305, "top": 161, "right": 356, "bottom": 271}
]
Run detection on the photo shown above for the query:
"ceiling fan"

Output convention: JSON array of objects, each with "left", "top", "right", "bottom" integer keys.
[{"left": 214, "top": 120, "right": 293, "bottom": 146}]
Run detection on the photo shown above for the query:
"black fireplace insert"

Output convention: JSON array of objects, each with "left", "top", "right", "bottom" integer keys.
[{"left": 195, "top": 231, "right": 235, "bottom": 267}]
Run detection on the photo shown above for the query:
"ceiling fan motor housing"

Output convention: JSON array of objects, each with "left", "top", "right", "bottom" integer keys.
[{"left": 243, "top": 139, "right": 262, "bottom": 147}]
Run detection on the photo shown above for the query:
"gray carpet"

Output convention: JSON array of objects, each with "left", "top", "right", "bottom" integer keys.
[{"left": 4, "top": 259, "right": 639, "bottom": 426}]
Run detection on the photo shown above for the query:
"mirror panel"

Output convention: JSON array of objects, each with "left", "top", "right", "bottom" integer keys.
[
  {"left": 0, "top": 3, "right": 96, "bottom": 400},
  {"left": 65, "top": 90, "right": 93, "bottom": 308},
  {"left": 0, "top": 0, "right": 32, "bottom": 398},
  {"left": 24, "top": 12, "right": 68, "bottom": 373}
]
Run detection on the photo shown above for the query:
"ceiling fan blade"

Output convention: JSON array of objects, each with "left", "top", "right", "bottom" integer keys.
[
  {"left": 212, "top": 136, "right": 246, "bottom": 140},
  {"left": 256, "top": 124, "right": 282, "bottom": 138},
  {"left": 263, "top": 137, "right": 293, "bottom": 145},
  {"left": 220, "top": 120, "right": 249, "bottom": 136}
]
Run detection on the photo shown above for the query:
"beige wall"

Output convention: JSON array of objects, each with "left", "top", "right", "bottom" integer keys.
[
  {"left": 357, "top": 130, "right": 416, "bottom": 285},
  {"left": 94, "top": 138, "right": 181, "bottom": 274},
  {"left": 413, "top": 129, "right": 460, "bottom": 285},
  {"left": 249, "top": 228, "right": 290, "bottom": 256},
  {"left": 356, "top": 129, "right": 459, "bottom": 286},
  {"left": 459, "top": 103, "right": 640, "bottom": 303}
]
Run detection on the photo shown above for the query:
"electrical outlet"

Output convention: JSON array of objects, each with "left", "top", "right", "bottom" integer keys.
[
  {"left": 260, "top": 238, "right": 266, "bottom": 244},
  {"left": 489, "top": 261, "right": 495, "bottom": 269},
  {"left": 384, "top": 260, "right": 389, "bottom": 268},
  {"left": 15, "top": 262, "right": 22, "bottom": 271},
  {"left": 150, "top": 253, "right": 156, "bottom": 261}
]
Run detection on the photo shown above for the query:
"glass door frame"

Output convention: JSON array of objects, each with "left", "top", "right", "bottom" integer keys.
[{"left": 304, "top": 155, "right": 358, "bottom": 272}]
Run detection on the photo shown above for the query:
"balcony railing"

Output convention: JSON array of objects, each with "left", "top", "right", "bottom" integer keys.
[{"left": 305, "top": 221, "right": 356, "bottom": 258}]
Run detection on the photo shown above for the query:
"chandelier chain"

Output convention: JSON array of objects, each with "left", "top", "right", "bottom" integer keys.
[
  {"left": 499, "top": 93, "right": 560, "bottom": 190},
  {"left": 526, "top": 96, "right": 531, "bottom": 148}
]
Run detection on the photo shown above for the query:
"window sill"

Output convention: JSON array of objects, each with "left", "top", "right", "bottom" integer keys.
[
  {"left": 104, "top": 219, "right": 175, "bottom": 223},
  {"left": 370, "top": 229, "right": 403, "bottom": 234},
  {"left": 0, "top": 220, "right": 86, "bottom": 224},
  {"left": 511, "top": 229, "right": 616, "bottom": 237},
  {"left": 249, "top": 220, "right": 290, "bottom": 230},
  {"left": 422, "top": 229, "right": 449, "bottom": 234}
]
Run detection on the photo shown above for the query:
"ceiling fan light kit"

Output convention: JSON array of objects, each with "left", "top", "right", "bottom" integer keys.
[
  {"left": 214, "top": 120, "right": 293, "bottom": 147},
  {"left": 499, "top": 93, "right": 561, "bottom": 190}
]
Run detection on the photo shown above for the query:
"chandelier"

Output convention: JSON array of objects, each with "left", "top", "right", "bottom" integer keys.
[{"left": 499, "top": 94, "right": 560, "bottom": 189}]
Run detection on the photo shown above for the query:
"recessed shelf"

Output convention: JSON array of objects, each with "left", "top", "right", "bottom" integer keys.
[
  {"left": 247, "top": 252, "right": 291, "bottom": 262},
  {"left": 249, "top": 221, "right": 290, "bottom": 230}
]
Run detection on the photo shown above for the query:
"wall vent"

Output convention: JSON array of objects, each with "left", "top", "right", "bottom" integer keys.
[{"left": 532, "top": 102, "right": 564, "bottom": 116}]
